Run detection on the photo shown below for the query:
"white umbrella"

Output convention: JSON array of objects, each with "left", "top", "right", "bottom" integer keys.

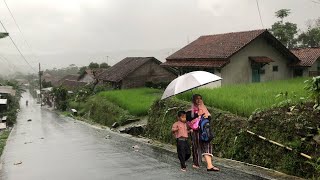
[{"left": 161, "top": 71, "right": 222, "bottom": 100}]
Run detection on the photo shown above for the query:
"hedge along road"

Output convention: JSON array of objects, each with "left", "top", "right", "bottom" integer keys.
[{"left": 0, "top": 92, "right": 265, "bottom": 180}]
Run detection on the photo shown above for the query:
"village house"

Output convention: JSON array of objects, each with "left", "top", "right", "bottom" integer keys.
[
  {"left": 97, "top": 57, "right": 177, "bottom": 89},
  {"left": 52, "top": 74, "right": 88, "bottom": 90},
  {"left": 0, "top": 89, "right": 9, "bottom": 119},
  {"left": 0, "top": 86, "right": 16, "bottom": 97},
  {"left": 0, "top": 86, "right": 9, "bottom": 131},
  {"left": 291, "top": 47, "right": 320, "bottom": 77},
  {"left": 78, "top": 69, "right": 106, "bottom": 84},
  {"left": 60, "top": 80, "right": 88, "bottom": 91},
  {"left": 55, "top": 75, "right": 79, "bottom": 86},
  {"left": 42, "top": 73, "right": 59, "bottom": 86},
  {"left": 162, "top": 29, "right": 300, "bottom": 85}
]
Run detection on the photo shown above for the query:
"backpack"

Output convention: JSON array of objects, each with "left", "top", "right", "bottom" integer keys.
[{"left": 199, "top": 117, "right": 214, "bottom": 142}]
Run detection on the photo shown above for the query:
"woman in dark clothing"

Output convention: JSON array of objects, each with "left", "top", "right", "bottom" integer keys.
[{"left": 189, "top": 94, "right": 219, "bottom": 171}]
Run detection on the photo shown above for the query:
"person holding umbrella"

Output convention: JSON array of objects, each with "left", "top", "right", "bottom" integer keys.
[
  {"left": 161, "top": 71, "right": 222, "bottom": 171},
  {"left": 189, "top": 94, "right": 220, "bottom": 171}
]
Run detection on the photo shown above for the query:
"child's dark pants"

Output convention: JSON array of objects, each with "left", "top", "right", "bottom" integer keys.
[{"left": 177, "top": 138, "right": 191, "bottom": 169}]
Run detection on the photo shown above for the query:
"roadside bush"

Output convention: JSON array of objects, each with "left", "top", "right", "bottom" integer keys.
[
  {"left": 68, "top": 100, "right": 86, "bottom": 111},
  {"left": 146, "top": 98, "right": 190, "bottom": 144},
  {"left": 145, "top": 81, "right": 170, "bottom": 89},
  {"left": 82, "top": 96, "right": 134, "bottom": 126},
  {"left": 147, "top": 97, "right": 320, "bottom": 178},
  {"left": 0, "top": 130, "right": 10, "bottom": 156},
  {"left": 53, "top": 86, "right": 68, "bottom": 111},
  {"left": 93, "top": 83, "right": 113, "bottom": 93},
  {"left": 305, "top": 76, "right": 320, "bottom": 110}
]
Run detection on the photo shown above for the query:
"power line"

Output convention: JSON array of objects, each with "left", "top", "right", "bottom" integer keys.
[
  {"left": 308, "top": 0, "right": 320, "bottom": 4},
  {"left": 0, "top": 20, "right": 37, "bottom": 72},
  {"left": 311, "top": 0, "right": 320, "bottom": 4},
  {"left": 3, "top": 0, "right": 39, "bottom": 62},
  {"left": 255, "top": 0, "right": 264, "bottom": 28}
]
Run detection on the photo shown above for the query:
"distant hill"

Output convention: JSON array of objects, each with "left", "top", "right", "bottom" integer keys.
[{"left": 0, "top": 48, "right": 178, "bottom": 75}]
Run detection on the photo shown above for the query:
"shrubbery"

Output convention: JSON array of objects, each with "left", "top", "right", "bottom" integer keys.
[
  {"left": 146, "top": 98, "right": 320, "bottom": 178},
  {"left": 145, "top": 81, "right": 170, "bottom": 89},
  {"left": 75, "top": 95, "right": 134, "bottom": 126}
]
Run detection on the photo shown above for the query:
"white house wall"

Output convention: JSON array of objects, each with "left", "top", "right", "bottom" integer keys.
[
  {"left": 221, "top": 37, "right": 293, "bottom": 85},
  {"left": 80, "top": 74, "right": 94, "bottom": 83},
  {"left": 309, "top": 58, "right": 319, "bottom": 71}
]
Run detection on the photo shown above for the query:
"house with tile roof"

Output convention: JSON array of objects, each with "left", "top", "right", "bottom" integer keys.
[
  {"left": 60, "top": 80, "right": 88, "bottom": 90},
  {"left": 0, "top": 86, "right": 16, "bottom": 97},
  {"left": 42, "top": 73, "right": 59, "bottom": 87},
  {"left": 162, "top": 29, "right": 300, "bottom": 85},
  {"left": 55, "top": 75, "right": 79, "bottom": 86},
  {"left": 52, "top": 74, "right": 88, "bottom": 90},
  {"left": 97, "top": 57, "right": 177, "bottom": 89},
  {"left": 78, "top": 68, "right": 106, "bottom": 84},
  {"left": 291, "top": 47, "right": 320, "bottom": 77}
]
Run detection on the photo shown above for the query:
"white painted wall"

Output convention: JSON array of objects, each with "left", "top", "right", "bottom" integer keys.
[
  {"left": 79, "top": 74, "right": 94, "bottom": 83},
  {"left": 221, "top": 37, "right": 294, "bottom": 85}
]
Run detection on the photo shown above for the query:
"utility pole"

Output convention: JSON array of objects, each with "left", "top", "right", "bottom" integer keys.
[
  {"left": 107, "top": 56, "right": 109, "bottom": 65},
  {"left": 39, "top": 63, "right": 43, "bottom": 106}
]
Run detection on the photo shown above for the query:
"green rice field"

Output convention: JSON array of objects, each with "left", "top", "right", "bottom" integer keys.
[
  {"left": 177, "top": 78, "right": 309, "bottom": 116},
  {"left": 98, "top": 88, "right": 162, "bottom": 116}
]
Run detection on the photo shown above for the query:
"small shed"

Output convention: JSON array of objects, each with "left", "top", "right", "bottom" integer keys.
[
  {"left": 0, "top": 99, "right": 7, "bottom": 105},
  {"left": 0, "top": 86, "right": 16, "bottom": 96},
  {"left": 0, "top": 123, "right": 7, "bottom": 130},
  {"left": 1, "top": 116, "right": 7, "bottom": 123}
]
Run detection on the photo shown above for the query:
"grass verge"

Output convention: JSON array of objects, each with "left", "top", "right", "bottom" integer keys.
[
  {"left": 177, "top": 78, "right": 308, "bottom": 117},
  {"left": 0, "top": 130, "right": 10, "bottom": 157},
  {"left": 146, "top": 98, "right": 320, "bottom": 178},
  {"left": 98, "top": 88, "right": 162, "bottom": 116}
]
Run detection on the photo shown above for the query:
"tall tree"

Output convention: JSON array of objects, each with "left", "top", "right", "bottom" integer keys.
[
  {"left": 78, "top": 66, "right": 87, "bottom": 80},
  {"left": 269, "top": 9, "right": 298, "bottom": 48},
  {"left": 78, "top": 66, "right": 87, "bottom": 75},
  {"left": 88, "top": 62, "right": 99, "bottom": 69},
  {"left": 275, "top": 9, "right": 290, "bottom": 22},
  {"left": 100, "top": 62, "right": 110, "bottom": 69},
  {"left": 298, "top": 18, "right": 320, "bottom": 47}
]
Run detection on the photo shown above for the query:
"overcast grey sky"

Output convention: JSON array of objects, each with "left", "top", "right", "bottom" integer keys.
[{"left": 0, "top": 0, "right": 319, "bottom": 74}]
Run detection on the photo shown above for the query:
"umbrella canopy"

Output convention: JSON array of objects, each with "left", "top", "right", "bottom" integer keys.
[{"left": 161, "top": 71, "right": 222, "bottom": 100}]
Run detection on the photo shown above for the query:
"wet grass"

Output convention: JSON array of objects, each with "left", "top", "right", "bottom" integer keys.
[
  {"left": 0, "top": 130, "right": 10, "bottom": 157},
  {"left": 98, "top": 88, "right": 162, "bottom": 116},
  {"left": 147, "top": 96, "right": 320, "bottom": 178},
  {"left": 177, "top": 78, "right": 308, "bottom": 117}
]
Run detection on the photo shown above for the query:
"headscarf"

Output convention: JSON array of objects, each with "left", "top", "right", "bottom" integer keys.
[{"left": 191, "top": 94, "right": 210, "bottom": 118}]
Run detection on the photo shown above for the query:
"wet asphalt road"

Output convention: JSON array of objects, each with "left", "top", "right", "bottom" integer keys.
[{"left": 0, "top": 93, "right": 265, "bottom": 180}]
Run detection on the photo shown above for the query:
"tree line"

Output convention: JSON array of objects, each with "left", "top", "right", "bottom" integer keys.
[{"left": 270, "top": 9, "right": 320, "bottom": 49}]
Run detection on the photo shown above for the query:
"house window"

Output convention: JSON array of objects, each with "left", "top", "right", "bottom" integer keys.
[
  {"left": 273, "top": 66, "right": 278, "bottom": 72},
  {"left": 260, "top": 69, "right": 265, "bottom": 74},
  {"left": 317, "top": 60, "right": 320, "bottom": 71}
]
